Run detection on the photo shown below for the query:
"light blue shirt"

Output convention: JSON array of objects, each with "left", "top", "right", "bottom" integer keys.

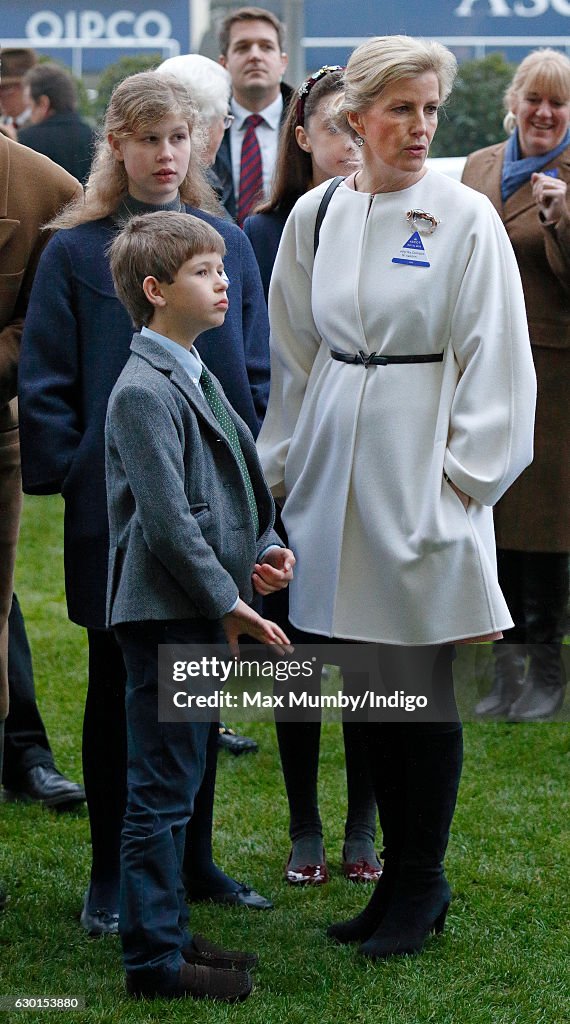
[{"left": 141, "top": 325, "right": 203, "bottom": 387}]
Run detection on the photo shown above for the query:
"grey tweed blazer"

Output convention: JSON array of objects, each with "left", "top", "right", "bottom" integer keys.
[{"left": 105, "top": 332, "right": 281, "bottom": 626}]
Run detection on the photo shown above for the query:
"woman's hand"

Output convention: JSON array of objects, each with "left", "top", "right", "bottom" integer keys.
[
  {"left": 252, "top": 547, "right": 296, "bottom": 596},
  {"left": 531, "top": 172, "right": 568, "bottom": 225},
  {"left": 222, "top": 598, "right": 292, "bottom": 658}
]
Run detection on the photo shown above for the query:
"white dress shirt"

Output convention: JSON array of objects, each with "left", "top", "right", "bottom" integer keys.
[{"left": 229, "top": 93, "right": 283, "bottom": 202}]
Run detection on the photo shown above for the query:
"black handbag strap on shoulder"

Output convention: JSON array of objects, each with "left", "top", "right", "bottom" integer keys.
[{"left": 313, "top": 176, "right": 344, "bottom": 257}]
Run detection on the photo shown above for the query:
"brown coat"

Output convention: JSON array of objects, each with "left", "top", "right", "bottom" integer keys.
[
  {"left": 0, "top": 134, "right": 81, "bottom": 719},
  {"left": 462, "top": 141, "right": 570, "bottom": 553}
]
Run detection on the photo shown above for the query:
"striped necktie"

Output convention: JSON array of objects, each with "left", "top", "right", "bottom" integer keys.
[
  {"left": 199, "top": 365, "right": 259, "bottom": 538},
  {"left": 237, "top": 114, "right": 263, "bottom": 227}
]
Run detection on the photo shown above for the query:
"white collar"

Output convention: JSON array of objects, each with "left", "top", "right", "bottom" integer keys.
[{"left": 231, "top": 92, "right": 283, "bottom": 132}]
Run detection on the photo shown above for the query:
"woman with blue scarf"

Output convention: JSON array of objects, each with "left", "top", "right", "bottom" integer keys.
[{"left": 463, "top": 49, "right": 570, "bottom": 722}]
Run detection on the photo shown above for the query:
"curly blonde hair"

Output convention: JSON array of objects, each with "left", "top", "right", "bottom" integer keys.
[{"left": 51, "top": 71, "right": 217, "bottom": 227}]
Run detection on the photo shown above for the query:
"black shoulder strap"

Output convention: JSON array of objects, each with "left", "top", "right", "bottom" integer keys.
[{"left": 313, "top": 176, "right": 344, "bottom": 257}]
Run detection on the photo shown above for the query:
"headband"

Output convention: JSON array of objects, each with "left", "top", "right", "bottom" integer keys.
[{"left": 295, "top": 64, "right": 345, "bottom": 127}]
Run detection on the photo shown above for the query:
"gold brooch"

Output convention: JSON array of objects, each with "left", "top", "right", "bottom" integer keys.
[{"left": 406, "top": 209, "right": 440, "bottom": 235}]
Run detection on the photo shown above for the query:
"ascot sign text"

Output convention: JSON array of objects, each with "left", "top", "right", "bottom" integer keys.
[
  {"left": 455, "top": 0, "right": 570, "bottom": 14},
  {"left": 26, "top": 9, "right": 172, "bottom": 42}
]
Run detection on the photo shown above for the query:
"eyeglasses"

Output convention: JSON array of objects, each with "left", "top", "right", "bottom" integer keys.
[
  {"left": 295, "top": 65, "right": 345, "bottom": 126},
  {"left": 223, "top": 113, "right": 235, "bottom": 129}
]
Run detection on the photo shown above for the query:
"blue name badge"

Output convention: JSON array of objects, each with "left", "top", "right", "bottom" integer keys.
[
  {"left": 392, "top": 230, "right": 430, "bottom": 268},
  {"left": 543, "top": 168, "right": 559, "bottom": 179}
]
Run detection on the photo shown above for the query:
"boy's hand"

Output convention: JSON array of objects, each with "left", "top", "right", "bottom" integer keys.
[
  {"left": 252, "top": 547, "right": 296, "bottom": 596},
  {"left": 222, "top": 598, "right": 293, "bottom": 658}
]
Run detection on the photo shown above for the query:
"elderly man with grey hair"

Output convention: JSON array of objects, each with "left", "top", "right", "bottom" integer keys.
[{"left": 157, "top": 55, "right": 234, "bottom": 219}]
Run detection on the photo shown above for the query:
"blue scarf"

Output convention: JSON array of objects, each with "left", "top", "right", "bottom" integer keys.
[{"left": 501, "top": 128, "right": 570, "bottom": 202}]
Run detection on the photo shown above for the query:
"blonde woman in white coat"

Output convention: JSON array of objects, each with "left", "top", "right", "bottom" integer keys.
[{"left": 257, "top": 36, "right": 536, "bottom": 959}]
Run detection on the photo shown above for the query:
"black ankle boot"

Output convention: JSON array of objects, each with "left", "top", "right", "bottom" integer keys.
[
  {"left": 475, "top": 644, "right": 526, "bottom": 718},
  {"left": 358, "top": 870, "right": 450, "bottom": 959},
  {"left": 326, "top": 863, "right": 396, "bottom": 944}
]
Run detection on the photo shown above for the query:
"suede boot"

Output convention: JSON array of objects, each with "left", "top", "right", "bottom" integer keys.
[
  {"left": 359, "top": 725, "right": 463, "bottom": 960},
  {"left": 327, "top": 722, "right": 404, "bottom": 944}
]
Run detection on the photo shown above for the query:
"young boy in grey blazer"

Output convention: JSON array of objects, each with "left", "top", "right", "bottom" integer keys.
[{"left": 105, "top": 211, "right": 294, "bottom": 1002}]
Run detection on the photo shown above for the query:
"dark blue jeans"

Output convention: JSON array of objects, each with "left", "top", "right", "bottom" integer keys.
[{"left": 115, "top": 617, "right": 221, "bottom": 993}]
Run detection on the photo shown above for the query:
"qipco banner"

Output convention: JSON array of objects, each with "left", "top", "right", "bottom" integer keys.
[{"left": 1, "top": 1, "right": 189, "bottom": 73}]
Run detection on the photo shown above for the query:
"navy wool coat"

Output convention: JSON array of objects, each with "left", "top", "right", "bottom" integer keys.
[
  {"left": 18, "top": 206, "right": 270, "bottom": 629},
  {"left": 243, "top": 206, "right": 289, "bottom": 304}
]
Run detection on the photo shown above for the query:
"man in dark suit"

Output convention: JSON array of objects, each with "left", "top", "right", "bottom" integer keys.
[
  {"left": 18, "top": 63, "right": 94, "bottom": 185},
  {"left": 214, "top": 6, "right": 293, "bottom": 222}
]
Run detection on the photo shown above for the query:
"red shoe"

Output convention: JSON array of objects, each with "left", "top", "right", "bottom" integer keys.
[
  {"left": 342, "top": 859, "right": 383, "bottom": 883},
  {"left": 342, "top": 847, "right": 383, "bottom": 884},
  {"left": 284, "top": 848, "right": 329, "bottom": 886}
]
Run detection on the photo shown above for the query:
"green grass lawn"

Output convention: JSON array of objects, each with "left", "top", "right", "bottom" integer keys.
[{"left": 1, "top": 495, "right": 568, "bottom": 1023}]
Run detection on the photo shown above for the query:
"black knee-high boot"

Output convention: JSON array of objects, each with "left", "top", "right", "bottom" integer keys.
[
  {"left": 327, "top": 721, "right": 405, "bottom": 943},
  {"left": 359, "top": 722, "right": 463, "bottom": 959}
]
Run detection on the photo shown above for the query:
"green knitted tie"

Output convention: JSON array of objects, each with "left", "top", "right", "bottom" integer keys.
[{"left": 200, "top": 365, "right": 259, "bottom": 538}]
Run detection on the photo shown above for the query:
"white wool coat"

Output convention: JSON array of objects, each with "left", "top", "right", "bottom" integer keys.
[{"left": 257, "top": 170, "right": 537, "bottom": 645}]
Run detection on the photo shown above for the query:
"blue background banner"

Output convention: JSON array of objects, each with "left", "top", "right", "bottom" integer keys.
[
  {"left": 304, "top": 1, "right": 570, "bottom": 69},
  {"left": 304, "top": 0, "right": 570, "bottom": 38},
  {"left": 2, "top": 2, "right": 570, "bottom": 78},
  {"left": 1, "top": 1, "right": 188, "bottom": 74}
]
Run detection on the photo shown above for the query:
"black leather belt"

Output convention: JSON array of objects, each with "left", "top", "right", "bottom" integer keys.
[{"left": 331, "top": 349, "right": 444, "bottom": 368}]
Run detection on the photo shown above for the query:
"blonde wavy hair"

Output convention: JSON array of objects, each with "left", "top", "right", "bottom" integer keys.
[{"left": 51, "top": 71, "right": 217, "bottom": 227}]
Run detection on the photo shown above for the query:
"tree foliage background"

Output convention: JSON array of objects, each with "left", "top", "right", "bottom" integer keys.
[
  {"left": 430, "top": 53, "right": 515, "bottom": 157},
  {"left": 89, "top": 53, "right": 163, "bottom": 123},
  {"left": 80, "top": 52, "right": 517, "bottom": 154}
]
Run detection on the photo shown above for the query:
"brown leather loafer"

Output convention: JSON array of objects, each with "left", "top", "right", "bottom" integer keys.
[
  {"left": 284, "top": 849, "right": 329, "bottom": 886},
  {"left": 183, "top": 933, "right": 259, "bottom": 971},
  {"left": 126, "top": 961, "right": 252, "bottom": 1001}
]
